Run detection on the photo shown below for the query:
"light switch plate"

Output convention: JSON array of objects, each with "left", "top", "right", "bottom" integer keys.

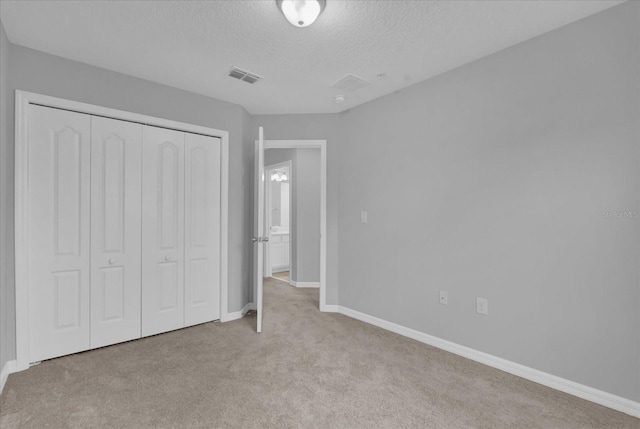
[
  {"left": 476, "top": 297, "right": 488, "bottom": 315},
  {"left": 361, "top": 211, "right": 368, "bottom": 223}
]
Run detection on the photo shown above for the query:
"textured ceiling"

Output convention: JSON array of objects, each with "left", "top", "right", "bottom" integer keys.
[{"left": 0, "top": 0, "right": 625, "bottom": 114}]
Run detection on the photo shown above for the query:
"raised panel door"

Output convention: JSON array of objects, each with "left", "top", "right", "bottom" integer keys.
[
  {"left": 90, "top": 116, "right": 142, "bottom": 348},
  {"left": 141, "top": 126, "right": 185, "bottom": 336},
  {"left": 184, "top": 133, "right": 221, "bottom": 326},
  {"left": 28, "top": 105, "right": 91, "bottom": 362}
]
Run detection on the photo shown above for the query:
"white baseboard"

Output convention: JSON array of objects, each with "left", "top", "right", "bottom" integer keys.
[
  {"left": 290, "top": 281, "right": 319, "bottom": 288},
  {"left": 321, "top": 304, "right": 339, "bottom": 313},
  {"left": 221, "top": 303, "right": 251, "bottom": 322},
  {"left": 337, "top": 305, "right": 640, "bottom": 418},
  {"left": 1, "top": 360, "right": 16, "bottom": 394},
  {"left": 248, "top": 302, "right": 256, "bottom": 311}
]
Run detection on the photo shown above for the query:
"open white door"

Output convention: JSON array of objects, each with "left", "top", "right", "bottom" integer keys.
[{"left": 253, "top": 127, "right": 265, "bottom": 333}]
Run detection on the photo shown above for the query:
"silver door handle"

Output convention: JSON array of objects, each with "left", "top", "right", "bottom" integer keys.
[
  {"left": 108, "top": 258, "right": 115, "bottom": 265},
  {"left": 252, "top": 237, "right": 258, "bottom": 243},
  {"left": 165, "top": 255, "right": 171, "bottom": 262}
]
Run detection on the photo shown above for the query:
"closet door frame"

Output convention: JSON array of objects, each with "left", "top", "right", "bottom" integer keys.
[{"left": 14, "top": 90, "right": 230, "bottom": 373}]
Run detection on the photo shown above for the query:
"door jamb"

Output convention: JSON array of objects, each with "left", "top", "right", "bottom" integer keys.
[{"left": 14, "top": 90, "right": 230, "bottom": 372}]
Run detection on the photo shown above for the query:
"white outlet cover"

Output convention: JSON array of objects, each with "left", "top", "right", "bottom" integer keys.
[
  {"left": 439, "top": 291, "right": 448, "bottom": 305},
  {"left": 360, "top": 211, "right": 368, "bottom": 223}
]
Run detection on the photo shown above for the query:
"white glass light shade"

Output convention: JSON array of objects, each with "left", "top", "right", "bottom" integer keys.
[
  {"left": 270, "top": 171, "right": 289, "bottom": 182},
  {"left": 277, "top": 0, "right": 326, "bottom": 28}
]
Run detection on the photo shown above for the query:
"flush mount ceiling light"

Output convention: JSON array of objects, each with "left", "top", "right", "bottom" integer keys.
[{"left": 276, "top": 0, "right": 326, "bottom": 28}]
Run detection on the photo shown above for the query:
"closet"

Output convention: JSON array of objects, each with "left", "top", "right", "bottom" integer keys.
[{"left": 27, "top": 104, "right": 221, "bottom": 363}]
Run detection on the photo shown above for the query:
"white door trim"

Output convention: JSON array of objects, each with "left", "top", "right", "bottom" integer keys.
[
  {"left": 263, "top": 140, "right": 328, "bottom": 312},
  {"left": 254, "top": 128, "right": 265, "bottom": 333},
  {"left": 264, "top": 160, "right": 292, "bottom": 281},
  {"left": 14, "top": 90, "right": 230, "bottom": 372}
]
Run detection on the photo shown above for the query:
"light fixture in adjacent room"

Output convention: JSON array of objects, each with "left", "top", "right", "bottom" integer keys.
[
  {"left": 271, "top": 171, "right": 289, "bottom": 182},
  {"left": 276, "top": 0, "right": 326, "bottom": 28}
]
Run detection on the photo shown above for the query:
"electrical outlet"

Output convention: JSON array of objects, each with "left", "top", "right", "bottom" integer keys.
[
  {"left": 360, "top": 211, "right": 368, "bottom": 223},
  {"left": 439, "top": 291, "right": 448, "bottom": 305},
  {"left": 476, "top": 298, "right": 488, "bottom": 315}
]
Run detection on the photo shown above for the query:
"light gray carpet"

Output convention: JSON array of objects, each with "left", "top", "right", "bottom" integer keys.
[{"left": 1, "top": 278, "right": 638, "bottom": 428}]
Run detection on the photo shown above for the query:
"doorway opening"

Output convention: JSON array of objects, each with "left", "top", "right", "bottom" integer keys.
[
  {"left": 264, "top": 146, "right": 322, "bottom": 290},
  {"left": 253, "top": 138, "right": 328, "bottom": 326},
  {"left": 264, "top": 160, "right": 292, "bottom": 284}
]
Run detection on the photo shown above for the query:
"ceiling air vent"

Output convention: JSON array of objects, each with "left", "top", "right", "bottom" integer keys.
[
  {"left": 331, "top": 74, "right": 369, "bottom": 92},
  {"left": 227, "top": 67, "right": 262, "bottom": 84}
]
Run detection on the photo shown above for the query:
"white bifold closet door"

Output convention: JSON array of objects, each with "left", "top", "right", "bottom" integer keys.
[
  {"left": 90, "top": 116, "right": 142, "bottom": 348},
  {"left": 141, "top": 126, "right": 221, "bottom": 336},
  {"left": 28, "top": 105, "right": 222, "bottom": 362},
  {"left": 184, "top": 133, "right": 221, "bottom": 326},
  {"left": 28, "top": 105, "right": 92, "bottom": 362},
  {"left": 141, "top": 126, "right": 186, "bottom": 336}
]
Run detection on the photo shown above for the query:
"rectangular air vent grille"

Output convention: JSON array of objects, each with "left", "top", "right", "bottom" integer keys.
[
  {"left": 331, "top": 74, "right": 369, "bottom": 92},
  {"left": 228, "top": 67, "right": 262, "bottom": 84}
]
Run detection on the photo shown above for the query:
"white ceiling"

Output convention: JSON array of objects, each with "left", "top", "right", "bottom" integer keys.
[{"left": 0, "top": 0, "right": 625, "bottom": 114}]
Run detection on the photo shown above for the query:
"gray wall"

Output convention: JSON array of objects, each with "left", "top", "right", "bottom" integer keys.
[
  {"left": 0, "top": 40, "right": 255, "bottom": 366},
  {"left": 0, "top": 19, "right": 12, "bottom": 373},
  {"left": 252, "top": 115, "right": 340, "bottom": 304},
  {"left": 294, "top": 149, "right": 321, "bottom": 282},
  {"left": 265, "top": 148, "right": 321, "bottom": 283},
  {"left": 337, "top": 2, "right": 639, "bottom": 401}
]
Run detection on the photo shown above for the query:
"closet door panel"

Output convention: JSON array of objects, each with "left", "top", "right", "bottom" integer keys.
[
  {"left": 90, "top": 116, "right": 143, "bottom": 348},
  {"left": 184, "top": 134, "right": 221, "bottom": 326},
  {"left": 28, "top": 105, "right": 91, "bottom": 362},
  {"left": 142, "top": 126, "right": 185, "bottom": 336}
]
